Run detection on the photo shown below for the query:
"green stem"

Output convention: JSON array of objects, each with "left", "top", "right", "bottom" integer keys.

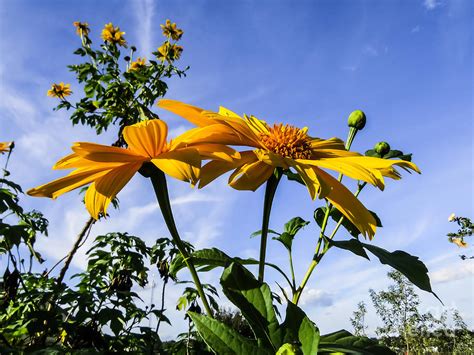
[
  {"left": 258, "top": 169, "right": 282, "bottom": 283},
  {"left": 288, "top": 250, "right": 296, "bottom": 291},
  {"left": 293, "top": 127, "right": 360, "bottom": 304},
  {"left": 147, "top": 165, "right": 213, "bottom": 317}
]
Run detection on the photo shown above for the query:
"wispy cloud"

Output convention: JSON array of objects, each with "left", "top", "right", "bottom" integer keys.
[
  {"left": 132, "top": 0, "right": 155, "bottom": 56},
  {"left": 411, "top": 25, "right": 421, "bottom": 33}
]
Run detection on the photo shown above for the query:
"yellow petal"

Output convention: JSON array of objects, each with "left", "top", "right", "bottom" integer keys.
[
  {"left": 191, "top": 143, "right": 241, "bottom": 162},
  {"left": 244, "top": 114, "right": 270, "bottom": 135},
  {"left": 27, "top": 167, "right": 110, "bottom": 199},
  {"left": 172, "top": 125, "right": 247, "bottom": 148},
  {"left": 151, "top": 148, "right": 201, "bottom": 185},
  {"left": 310, "top": 137, "right": 346, "bottom": 150},
  {"left": 254, "top": 149, "right": 291, "bottom": 170},
  {"left": 291, "top": 161, "right": 331, "bottom": 200},
  {"left": 123, "top": 120, "right": 168, "bottom": 158},
  {"left": 229, "top": 160, "right": 274, "bottom": 191},
  {"left": 158, "top": 99, "right": 210, "bottom": 127},
  {"left": 299, "top": 158, "right": 385, "bottom": 190},
  {"left": 218, "top": 106, "right": 241, "bottom": 118},
  {"left": 198, "top": 150, "right": 257, "bottom": 188},
  {"left": 72, "top": 142, "right": 145, "bottom": 163},
  {"left": 314, "top": 167, "right": 377, "bottom": 239},
  {"left": 85, "top": 162, "right": 141, "bottom": 219}
]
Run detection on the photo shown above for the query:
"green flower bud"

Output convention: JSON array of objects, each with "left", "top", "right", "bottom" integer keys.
[
  {"left": 375, "top": 141, "right": 391, "bottom": 156},
  {"left": 347, "top": 110, "right": 366, "bottom": 130}
]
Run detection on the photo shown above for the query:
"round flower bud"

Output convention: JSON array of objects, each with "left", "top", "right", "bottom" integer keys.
[
  {"left": 347, "top": 110, "right": 366, "bottom": 130},
  {"left": 124, "top": 56, "right": 130, "bottom": 61},
  {"left": 131, "top": 46, "right": 137, "bottom": 52},
  {"left": 374, "top": 141, "right": 391, "bottom": 156}
]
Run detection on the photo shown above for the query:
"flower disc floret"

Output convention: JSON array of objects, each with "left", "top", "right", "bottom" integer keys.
[{"left": 260, "top": 123, "right": 313, "bottom": 160}]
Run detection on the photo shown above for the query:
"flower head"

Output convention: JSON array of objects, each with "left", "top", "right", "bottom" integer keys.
[
  {"left": 0, "top": 141, "right": 12, "bottom": 154},
  {"left": 101, "top": 23, "right": 126, "bottom": 46},
  {"left": 47, "top": 83, "right": 72, "bottom": 99},
  {"left": 448, "top": 213, "right": 456, "bottom": 222},
  {"left": 28, "top": 119, "right": 238, "bottom": 219},
  {"left": 157, "top": 42, "right": 183, "bottom": 62},
  {"left": 128, "top": 57, "right": 146, "bottom": 72},
  {"left": 160, "top": 19, "right": 183, "bottom": 41},
  {"left": 73, "top": 21, "right": 90, "bottom": 36},
  {"left": 158, "top": 100, "right": 421, "bottom": 239}
]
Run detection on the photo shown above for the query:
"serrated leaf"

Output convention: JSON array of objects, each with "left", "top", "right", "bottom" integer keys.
[
  {"left": 220, "top": 263, "right": 281, "bottom": 351},
  {"left": 188, "top": 312, "right": 269, "bottom": 354},
  {"left": 325, "top": 238, "right": 370, "bottom": 260}
]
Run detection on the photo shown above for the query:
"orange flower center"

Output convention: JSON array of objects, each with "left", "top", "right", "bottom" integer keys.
[{"left": 260, "top": 123, "right": 312, "bottom": 159}]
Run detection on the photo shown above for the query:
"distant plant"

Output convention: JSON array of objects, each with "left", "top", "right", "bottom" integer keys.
[
  {"left": 447, "top": 214, "right": 473, "bottom": 260},
  {"left": 350, "top": 301, "right": 368, "bottom": 337}
]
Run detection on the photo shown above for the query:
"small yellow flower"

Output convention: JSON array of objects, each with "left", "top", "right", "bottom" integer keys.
[
  {"left": 101, "top": 23, "right": 126, "bottom": 46},
  {"left": 157, "top": 42, "right": 183, "bottom": 62},
  {"left": 27, "top": 120, "right": 239, "bottom": 220},
  {"left": 452, "top": 238, "right": 468, "bottom": 248},
  {"left": 0, "top": 141, "right": 12, "bottom": 154},
  {"left": 448, "top": 213, "right": 456, "bottom": 222},
  {"left": 47, "top": 83, "right": 72, "bottom": 99},
  {"left": 73, "top": 21, "right": 90, "bottom": 36},
  {"left": 160, "top": 19, "right": 183, "bottom": 41},
  {"left": 128, "top": 57, "right": 146, "bottom": 72},
  {"left": 158, "top": 100, "right": 421, "bottom": 239}
]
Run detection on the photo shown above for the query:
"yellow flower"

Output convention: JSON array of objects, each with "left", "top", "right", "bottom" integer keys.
[
  {"left": 158, "top": 100, "right": 421, "bottom": 239},
  {"left": 160, "top": 19, "right": 183, "bottom": 41},
  {"left": 27, "top": 119, "right": 238, "bottom": 220},
  {"left": 73, "top": 21, "right": 90, "bottom": 36},
  {"left": 452, "top": 238, "right": 468, "bottom": 248},
  {"left": 448, "top": 213, "right": 456, "bottom": 222},
  {"left": 47, "top": 83, "right": 72, "bottom": 99},
  {"left": 0, "top": 141, "right": 12, "bottom": 154},
  {"left": 101, "top": 23, "right": 126, "bottom": 46},
  {"left": 129, "top": 57, "right": 146, "bottom": 72},
  {"left": 157, "top": 42, "right": 183, "bottom": 62}
]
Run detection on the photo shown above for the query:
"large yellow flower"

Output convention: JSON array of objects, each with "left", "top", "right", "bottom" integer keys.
[
  {"left": 0, "top": 141, "right": 12, "bottom": 154},
  {"left": 158, "top": 100, "right": 420, "bottom": 238},
  {"left": 27, "top": 119, "right": 238, "bottom": 220}
]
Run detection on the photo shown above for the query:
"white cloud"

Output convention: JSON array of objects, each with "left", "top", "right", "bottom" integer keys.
[
  {"left": 298, "top": 288, "right": 334, "bottom": 307},
  {"left": 430, "top": 261, "right": 474, "bottom": 284},
  {"left": 363, "top": 45, "right": 379, "bottom": 57},
  {"left": 411, "top": 25, "right": 421, "bottom": 33},
  {"left": 424, "top": 0, "right": 441, "bottom": 10}
]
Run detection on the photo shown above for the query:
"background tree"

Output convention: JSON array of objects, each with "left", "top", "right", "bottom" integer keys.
[
  {"left": 350, "top": 301, "right": 368, "bottom": 337},
  {"left": 447, "top": 214, "right": 473, "bottom": 260}
]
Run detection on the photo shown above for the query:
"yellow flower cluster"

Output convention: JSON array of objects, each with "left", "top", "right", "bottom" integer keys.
[
  {"left": 101, "top": 23, "right": 126, "bottom": 46},
  {"left": 128, "top": 57, "right": 147, "bottom": 72},
  {"left": 73, "top": 21, "right": 90, "bottom": 36},
  {"left": 47, "top": 82, "right": 72, "bottom": 99}
]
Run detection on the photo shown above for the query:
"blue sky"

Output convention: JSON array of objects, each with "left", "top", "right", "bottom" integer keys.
[{"left": 1, "top": 0, "right": 472, "bottom": 338}]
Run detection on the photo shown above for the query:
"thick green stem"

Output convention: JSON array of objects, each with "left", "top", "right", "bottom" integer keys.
[
  {"left": 147, "top": 165, "right": 213, "bottom": 317},
  {"left": 258, "top": 169, "right": 282, "bottom": 283}
]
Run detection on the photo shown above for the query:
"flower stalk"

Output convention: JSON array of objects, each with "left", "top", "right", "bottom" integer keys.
[
  {"left": 258, "top": 168, "right": 282, "bottom": 282},
  {"left": 144, "top": 163, "right": 213, "bottom": 317}
]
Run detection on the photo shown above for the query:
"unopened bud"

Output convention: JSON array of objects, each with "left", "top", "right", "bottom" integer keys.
[
  {"left": 347, "top": 110, "right": 366, "bottom": 130},
  {"left": 374, "top": 141, "right": 390, "bottom": 156},
  {"left": 131, "top": 46, "right": 137, "bottom": 52},
  {"left": 124, "top": 56, "right": 130, "bottom": 61}
]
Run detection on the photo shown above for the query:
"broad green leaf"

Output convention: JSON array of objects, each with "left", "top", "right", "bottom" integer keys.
[
  {"left": 315, "top": 207, "right": 382, "bottom": 237},
  {"left": 273, "top": 217, "right": 310, "bottom": 252},
  {"left": 327, "top": 239, "right": 440, "bottom": 301},
  {"left": 276, "top": 343, "right": 300, "bottom": 355},
  {"left": 281, "top": 302, "right": 319, "bottom": 355},
  {"left": 325, "top": 238, "right": 370, "bottom": 260},
  {"left": 319, "top": 329, "right": 394, "bottom": 354},
  {"left": 220, "top": 263, "right": 281, "bottom": 351},
  {"left": 188, "top": 312, "right": 268, "bottom": 355},
  {"left": 169, "top": 248, "right": 258, "bottom": 276}
]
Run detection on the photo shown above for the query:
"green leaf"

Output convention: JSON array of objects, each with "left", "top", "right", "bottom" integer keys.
[
  {"left": 274, "top": 217, "right": 310, "bottom": 252},
  {"left": 281, "top": 302, "right": 319, "bottom": 355},
  {"left": 325, "top": 238, "right": 370, "bottom": 260},
  {"left": 169, "top": 248, "right": 258, "bottom": 276},
  {"left": 283, "top": 170, "right": 305, "bottom": 185},
  {"left": 319, "top": 329, "right": 394, "bottom": 354},
  {"left": 314, "top": 207, "right": 382, "bottom": 237},
  {"left": 188, "top": 312, "right": 268, "bottom": 355},
  {"left": 327, "top": 239, "right": 440, "bottom": 301},
  {"left": 220, "top": 262, "right": 281, "bottom": 351},
  {"left": 362, "top": 243, "right": 441, "bottom": 302},
  {"left": 276, "top": 343, "right": 299, "bottom": 355}
]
